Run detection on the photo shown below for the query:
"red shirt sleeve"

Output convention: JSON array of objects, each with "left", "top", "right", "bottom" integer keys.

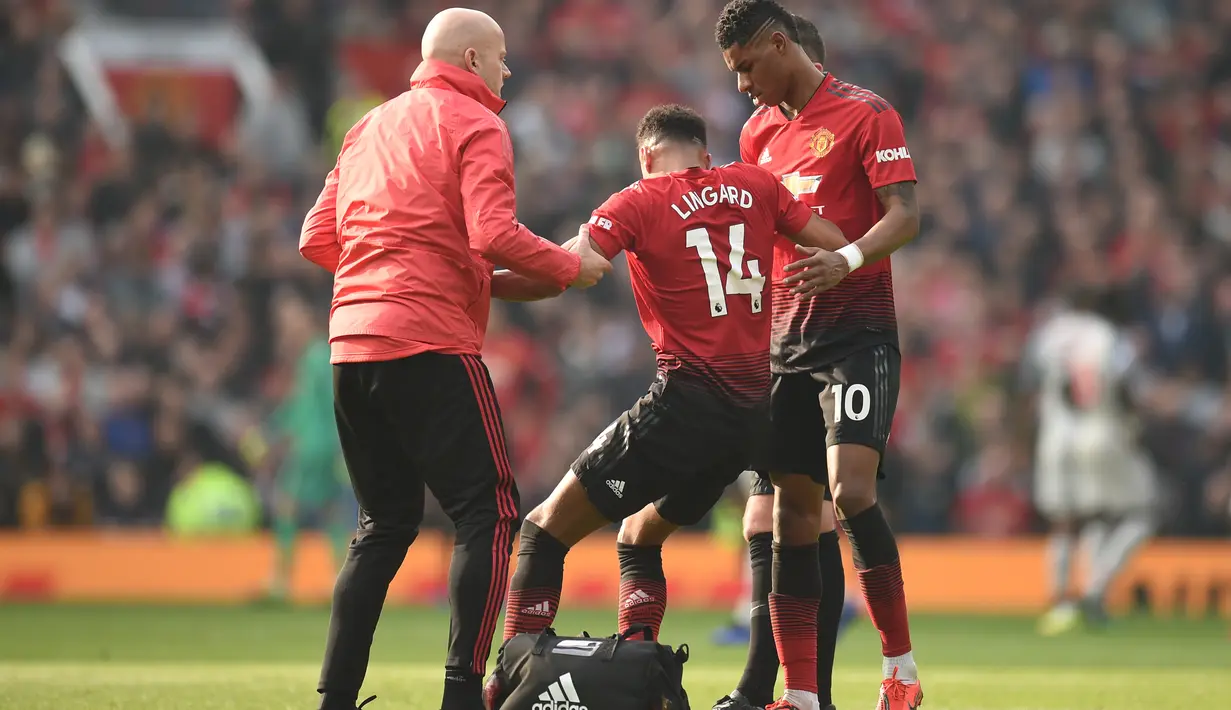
[
  {"left": 772, "top": 175, "right": 814, "bottom": 235},
  {"left": 299, "top": 162, "right": 342, "bottom": 272},
  {"left": 586, "top": 187, "right": 639, "bottom": 259},
  {"left": 860, "top": 108, "right": 917, "bottom": 190},
  {"left": 459, "top": 119, "right": 581, "bottom": 288}
]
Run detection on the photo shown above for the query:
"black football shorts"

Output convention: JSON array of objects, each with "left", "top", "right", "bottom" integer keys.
[
  {"left": 758, "top": 344, "right": 900, "bottom": 487},
  {"left": 570, "top": 372, "right": 767, "bottom": 527}
]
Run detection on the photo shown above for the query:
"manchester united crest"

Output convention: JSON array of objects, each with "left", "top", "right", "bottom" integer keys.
[{"left": 808, "top": 128, "right": 836, "bottom": 158}]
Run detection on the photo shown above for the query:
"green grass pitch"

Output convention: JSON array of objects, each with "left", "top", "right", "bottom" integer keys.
[{"left": 0, "top": 604, "right": 1227, "bottom": 709}]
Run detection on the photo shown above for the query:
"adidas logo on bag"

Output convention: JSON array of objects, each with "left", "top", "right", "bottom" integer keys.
[
  {"left": 532, "top": 672, "right": 588, "bottom": 710},
  {"left": 606, "top": 479, "right": 625, "bottom": 498},
  {"left": 521, "top": 601, "right": 553, "bottom": 617}
]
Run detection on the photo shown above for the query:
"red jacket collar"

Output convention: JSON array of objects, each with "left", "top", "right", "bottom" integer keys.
[{"left": 410, "top": 59, "right": 507, "bottom": 115}]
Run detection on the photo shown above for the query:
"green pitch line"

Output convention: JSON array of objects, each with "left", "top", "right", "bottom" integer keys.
[{"left": 0, "top": 605, "right": 1226, "bottom": 709}]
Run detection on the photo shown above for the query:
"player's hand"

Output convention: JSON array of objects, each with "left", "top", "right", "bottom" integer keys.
[
  {"left": 782, "top": 244, "right": 849, "bottom": 299},
  {"left": 568, "top": 224, "right": 612, "bottom": 289}
]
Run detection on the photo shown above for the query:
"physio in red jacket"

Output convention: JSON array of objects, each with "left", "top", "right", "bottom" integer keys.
[{"left": 300, "top": 8, "right": 611, "bottom": 710}]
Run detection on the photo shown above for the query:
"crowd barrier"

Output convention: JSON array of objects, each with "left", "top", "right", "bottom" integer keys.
[{"left": 1, "top": 532, "right": 1228, "bottom": 616}]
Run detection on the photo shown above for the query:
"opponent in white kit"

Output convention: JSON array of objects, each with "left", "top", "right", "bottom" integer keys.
[{"left": 1025, "top": 284, "right": 1156, "bottom": 634}]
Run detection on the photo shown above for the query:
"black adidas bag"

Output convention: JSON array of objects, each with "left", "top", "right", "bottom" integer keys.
[{"left": 484, "top": 626, "right": 690, "bottom": 710}]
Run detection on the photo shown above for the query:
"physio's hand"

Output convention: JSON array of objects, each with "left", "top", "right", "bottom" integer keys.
[
  {"left": 568, "top": 224, "right": 612, "bottom": 288},
  {"left": 782, "top": 244, "right": 849, "bottom": 299}
]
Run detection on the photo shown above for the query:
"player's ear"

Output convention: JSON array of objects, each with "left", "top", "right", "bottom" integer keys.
[
  {"left": 703, "top": 151, "right": 712, "bottom": 169},
  {"left": 464, "top": 48, "right": 479, "bottom": 72},
  {"left": 638, "top": 145, "right": 652, "bottom": 173}
]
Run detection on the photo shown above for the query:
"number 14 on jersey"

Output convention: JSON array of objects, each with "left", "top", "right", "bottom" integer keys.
[{"left": 686, "top": 223, "right": 765, "bottom": 317}]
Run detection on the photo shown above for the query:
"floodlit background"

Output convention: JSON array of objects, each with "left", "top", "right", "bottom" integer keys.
[{"left": 0, "top": 1, "right": 1229, "bottom": 708}]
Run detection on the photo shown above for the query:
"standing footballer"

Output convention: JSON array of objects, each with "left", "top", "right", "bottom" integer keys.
[
  {"left": 715, "top": 14, "right": 856, "bottom": 710},
  {"left": 715, "top": 3, "right": 922, "bottom": 710}
]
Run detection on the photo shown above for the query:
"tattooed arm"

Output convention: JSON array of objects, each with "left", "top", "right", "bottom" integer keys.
[
  {"left": 853, "top": 181, "right": 920, "bottom": 264},
  {"left": 782, "top": 181, "right": 920, "bottom": 297}
]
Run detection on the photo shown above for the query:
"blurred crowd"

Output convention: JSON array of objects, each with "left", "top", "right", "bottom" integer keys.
[{"left": 3, "top": 0, "right": 1231, "bottom": 536}]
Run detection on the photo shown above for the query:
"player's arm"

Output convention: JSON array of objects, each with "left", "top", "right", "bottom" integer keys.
[
  {"left": 491, "top": 269, "right": 566, "bottom": 302},
  {"left": 783, "top": 109, "right": 920, "bottom": 291},
  {"left": 764, "top": 172, "right": 851, "bottom": 297},
  {"left": 491, "top": 195, "right": 627, "bottom": 301},
  {"left": 569, "top": 189, "right": 636, "bottom": 265},
  {"left": 459, "top": 119, "right": 584, "bottom": 288}
]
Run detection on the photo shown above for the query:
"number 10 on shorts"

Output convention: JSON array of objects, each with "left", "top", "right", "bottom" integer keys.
[{"left": 830, "top": 383, "right": 870, "bottom": 423}]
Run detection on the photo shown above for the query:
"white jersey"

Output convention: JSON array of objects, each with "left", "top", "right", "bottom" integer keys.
[
  {"left": 1029, "top": 309, "right": 1138, "bottom": 445},
  {"left": 1027, "top": 309, "right": 1154, "bottom": 516}
]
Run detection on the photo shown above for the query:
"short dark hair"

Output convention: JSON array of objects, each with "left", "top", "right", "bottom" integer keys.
[
  {"left": 791, "top": 14, "right": 825, "bottom": 65},
  {"left": 715, "top": 0, "right": 796, "bottom": 50},
  {"left": 636, "top": 104, "right": 707, "bottom": 148}
]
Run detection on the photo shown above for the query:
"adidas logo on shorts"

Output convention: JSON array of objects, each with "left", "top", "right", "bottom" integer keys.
[
  {"left": 532, "top": 672, "right": 588, "bottom": 710},
  {"left": 622, "top": 589, "right": 655, "bottom": 609},
  {"left": 606, "top": 479, "right": 625, "bottom": 498},
  {"left": 521, "top": 601, "right": 553, "bottom": 617}
]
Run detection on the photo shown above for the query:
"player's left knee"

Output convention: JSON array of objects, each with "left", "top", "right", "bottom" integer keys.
[
  {"left": 828, "top": 444, "right": 881, "bottom": 516},
  {"left": 618, "top": 505, "right": 677, "bottom": 546},
  {"left": 742, "top": 493, "right": 773, "bottom": 539}
]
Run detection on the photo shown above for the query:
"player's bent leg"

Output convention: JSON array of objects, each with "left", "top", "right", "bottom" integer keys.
[
  {"left": 503, "top": 472, "right": 610, "bottom": 640},
  {"left": 616, "top": 504, "right": 678, "bottom": 639},
  {"left": 828, "top": 443, "right": 921, "bottom": 709},
  {"left": 770, "top": 473, "right": 825, "bottom": 710}
]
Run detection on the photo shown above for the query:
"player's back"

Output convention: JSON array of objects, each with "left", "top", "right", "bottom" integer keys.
[{"left": 587, "top": 162, "right": 808, "bottom": 406}]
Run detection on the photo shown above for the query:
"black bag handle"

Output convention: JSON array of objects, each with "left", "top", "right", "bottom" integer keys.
[
  {"left": 675, "top": 643, "right": 690, "bottom": 664},
  {"left": 619, "top": 624, "right": 654, "bottom": 642},
  {"left": 598, "top": 624, "right": 654, "bottom": 661},
  {"left": 530, "top": 627, "right": 557, "bottom": 656}
]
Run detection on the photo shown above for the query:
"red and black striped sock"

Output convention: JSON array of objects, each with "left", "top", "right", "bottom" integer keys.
[
  {"left": 503, "top": 521, "right": 567, "bottom": 641},
  {"left": 616, "top": 543, "right": 668, "bottom": 640},
  {"left": 841, "top": 504, "right": 911, "bottom": 657},
  {"left": 770, "top": 542, "right": 821, "bottom": 694}
]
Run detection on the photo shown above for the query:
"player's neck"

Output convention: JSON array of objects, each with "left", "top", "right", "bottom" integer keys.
[
  {"left": 780, "top": 63, "right": 825, "bottom": 119},
  {"left": 647, "top": 160, "right": 704, "bottom": 177}
]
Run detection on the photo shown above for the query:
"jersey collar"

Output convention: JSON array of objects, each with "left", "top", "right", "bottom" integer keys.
[
  {"left": 778, "top": 69, "right": 832, "bottom": 121},
  {"left": 410, "top": 59, "right": 507, "bottom": 115}
]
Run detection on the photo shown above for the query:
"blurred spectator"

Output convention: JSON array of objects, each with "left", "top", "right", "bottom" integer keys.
[{"left": 2, "top": 0, "right": 1231, "bottom": 537}]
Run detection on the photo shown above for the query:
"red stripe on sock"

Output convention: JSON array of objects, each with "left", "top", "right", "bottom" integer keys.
[
  {"left": 461, "top": 355, "right": 519, "bottom": 674},
  {"left": 856, "top": 559, "right": 912, "bottom": 657},
  {"left": 769, "top": 592, "right": 819, "bottom": 693},
  {"left": 618, "top": 579, "right": 667, "bottom": 640}
]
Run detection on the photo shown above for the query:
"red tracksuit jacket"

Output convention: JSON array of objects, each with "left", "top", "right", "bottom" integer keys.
[{"left": 300, "top": 60, "right": 580, "bottom": 363}]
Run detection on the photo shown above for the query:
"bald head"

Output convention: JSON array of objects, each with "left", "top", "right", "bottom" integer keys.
[{"left": 422, "top": 8, "right": 510, "bottom": 97}]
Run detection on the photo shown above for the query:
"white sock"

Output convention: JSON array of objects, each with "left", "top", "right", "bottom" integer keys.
[
  {"left": 782, "top": 689, "right": 820, "bottom": 710},
  {"left": 1047, "top": 531, "right": 1075, "bottom": 602},
  {"left": 883, "top": 651, "right": 918, "bottom": 682},
  {"left": 1087, "top": 515, "right": 1152, "bottom": 600}
]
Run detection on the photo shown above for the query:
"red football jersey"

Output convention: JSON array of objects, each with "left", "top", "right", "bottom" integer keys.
[
  {"left": 740, "top": 72, "right": 917, "bottom": 372},
  {"left": 587, "top": 162, "right": 813, "bottom": 404}
]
